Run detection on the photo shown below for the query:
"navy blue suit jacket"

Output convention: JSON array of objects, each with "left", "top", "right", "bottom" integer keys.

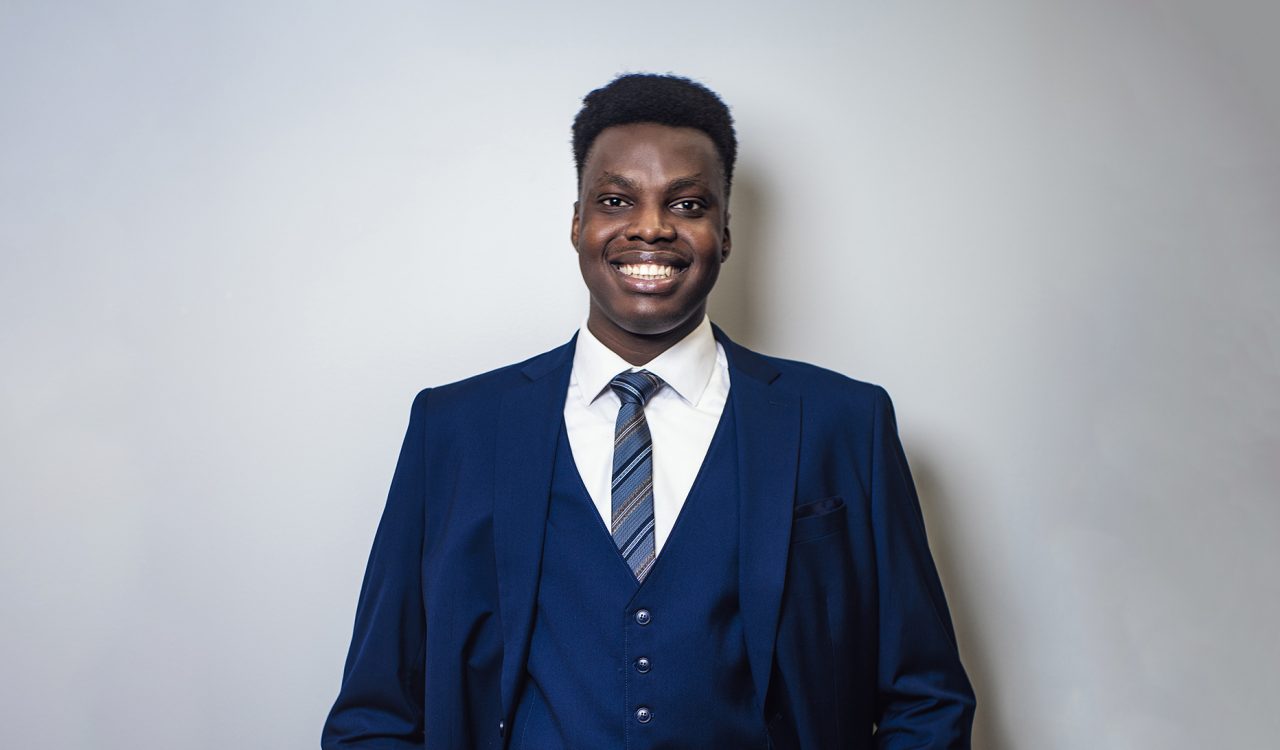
[{"left": 324, "top": 327, "right": 975, "bottom": 748}]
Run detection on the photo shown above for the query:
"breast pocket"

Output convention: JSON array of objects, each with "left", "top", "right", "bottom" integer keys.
[{"left": 790, "top": 496, "right": 846, "bottom": 544}]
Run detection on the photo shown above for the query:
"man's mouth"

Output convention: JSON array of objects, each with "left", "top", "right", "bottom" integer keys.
[{"left": 615, "top": 262, "right": 679, "bottom": 280}]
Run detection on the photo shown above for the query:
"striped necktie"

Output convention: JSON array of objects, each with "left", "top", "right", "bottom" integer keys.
[{"left": 609, "top": 369, "right": 665, "bottom": 582}]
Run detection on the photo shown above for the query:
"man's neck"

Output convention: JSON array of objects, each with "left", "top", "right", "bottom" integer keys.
[{"left": 585, "top": 308, "right": 706, "bottom": 366}]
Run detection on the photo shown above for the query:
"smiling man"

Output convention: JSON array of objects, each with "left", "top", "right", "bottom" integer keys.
[{"left": 323, "top": 74, "right": 975, "bottom": 749}]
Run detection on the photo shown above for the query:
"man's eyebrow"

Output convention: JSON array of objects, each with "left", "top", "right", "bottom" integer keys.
[
  {"left": 667, "top": 174, "right": 709, "bottom": 193},
  {"left": 594, "top": 172, "right": 640, "bottom": 191}
]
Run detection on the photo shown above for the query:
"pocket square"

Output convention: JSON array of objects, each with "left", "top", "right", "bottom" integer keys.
[{"left": 792, "top": 495, "right": 845, "bottom": 519}]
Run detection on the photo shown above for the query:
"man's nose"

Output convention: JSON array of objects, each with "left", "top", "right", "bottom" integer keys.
[{"left": 626, "top": 203, "right": 676, "bottom": 244}]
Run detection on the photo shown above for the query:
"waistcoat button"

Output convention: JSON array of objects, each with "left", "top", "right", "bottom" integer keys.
[
  {"left": 635, "top": 656, "right": 651, "bottom": 673},
  {"left": 635, "top": 706, "right": 653, "bottom": 724},
  {"left": 498, "top": 720, "right": 505, "bottom": 737},
  {"left": 634, "top": 609, "right": 652, "bottom": 625}
]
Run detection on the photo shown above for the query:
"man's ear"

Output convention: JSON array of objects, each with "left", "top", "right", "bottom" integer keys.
[
  {"left": 570, "top": 200, "right": 580, "bottom": 249},
  {"left": 721, "top": 220, "right": 732, "bottom": 263}
]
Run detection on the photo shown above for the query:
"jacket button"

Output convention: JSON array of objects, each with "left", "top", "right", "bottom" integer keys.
[
  {"left": 634, "top": 609, "right": 651, "bottom": 625},
  {"left": 498, "top": 720, "right": 505, "bottom": 737},
  {"left": 635, "top": 706, "right": 653, "bottom": 724},
  {"left": 635, "top": 656, "right": 651, "bottom": 673}
]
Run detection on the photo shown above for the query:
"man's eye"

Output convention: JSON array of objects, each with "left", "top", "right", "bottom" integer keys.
[
  {"left": 673, "top": 199, "right": 705, "bottom": 212},
  {"left": 600, "top": 196, "right": 628, "bottom": 208}
]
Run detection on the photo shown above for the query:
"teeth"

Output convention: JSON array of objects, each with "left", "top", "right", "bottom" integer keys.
[{"left": 618, "top": 263, "right": 676, "bottom": 279}]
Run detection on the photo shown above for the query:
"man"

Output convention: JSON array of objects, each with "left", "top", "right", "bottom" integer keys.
[{"left": 323, "top": 74, "right": 975, "bottom": 749}]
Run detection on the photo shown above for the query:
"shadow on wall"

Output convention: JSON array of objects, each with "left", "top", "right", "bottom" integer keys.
[
  {"left": 908, "top": 448, "right": 1008, "bottom": 750},
  {"left": 709, "top": 166, "right": 765, "bottom": 348}
]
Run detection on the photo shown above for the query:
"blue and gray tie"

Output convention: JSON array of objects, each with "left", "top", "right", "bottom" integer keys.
[{"left": 609, "top": 369, "right": 665, "bottom": 582}]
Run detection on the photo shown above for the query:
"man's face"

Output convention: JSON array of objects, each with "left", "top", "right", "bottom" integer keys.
[{"left": 572, "top": 122, "right": 730, "bottom": 340}]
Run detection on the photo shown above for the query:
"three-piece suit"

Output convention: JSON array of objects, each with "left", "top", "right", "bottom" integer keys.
[{"left": 323, "top": 325, "right": 975, "bottom": 748}]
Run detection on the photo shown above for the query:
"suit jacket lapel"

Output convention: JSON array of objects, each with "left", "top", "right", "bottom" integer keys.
[
  {"left": 716, "top": 326, "right": 801, "bottom": 712},
  {"left": 492, "top": 336, "right": 576, "bottom": 720}
]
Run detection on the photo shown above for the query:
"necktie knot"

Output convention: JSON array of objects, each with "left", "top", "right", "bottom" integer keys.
[{"left": 610, "top": 370, "right": 664, "bottom": 406}]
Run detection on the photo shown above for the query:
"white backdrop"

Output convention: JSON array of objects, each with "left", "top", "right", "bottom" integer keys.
[{"left": 3, "top": 2, "right": 1278, "bottom": 748}]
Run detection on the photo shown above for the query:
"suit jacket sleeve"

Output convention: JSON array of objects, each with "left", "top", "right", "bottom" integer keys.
[
  {"left": 869, "top": 387, "right": 976, "bottom": 748},
  {"left": 322, "top": 389, "right": 431, "bottom": 749}
]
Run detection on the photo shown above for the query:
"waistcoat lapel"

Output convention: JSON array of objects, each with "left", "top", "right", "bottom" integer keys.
[
  {"left": 715, "top": 326, "right": 801, "bottom": 712},
  {"left": 492, "top": 336, "right": 576, "bottom": 725}
]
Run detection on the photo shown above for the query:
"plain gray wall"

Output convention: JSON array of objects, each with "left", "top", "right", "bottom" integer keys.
[{"left": 2, "top": 1, "right": 1277, "bottom": 748}]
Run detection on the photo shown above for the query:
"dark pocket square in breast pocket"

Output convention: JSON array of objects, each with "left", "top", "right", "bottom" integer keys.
[{"left": 790, "top": 496, "right": 847, "bottom": 543}]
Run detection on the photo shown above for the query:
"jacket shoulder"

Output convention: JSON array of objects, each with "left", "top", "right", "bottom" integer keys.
[
  {"left": 410, "top": 337, "right": 574, "bottom": 416},
  {"left": 747, "top": 348, "right": 891, "bottom": 414}
]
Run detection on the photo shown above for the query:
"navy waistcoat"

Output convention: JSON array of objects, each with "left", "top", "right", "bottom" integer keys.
[{"left": 512, "top": 399, "right": 764, "bottom": 749}]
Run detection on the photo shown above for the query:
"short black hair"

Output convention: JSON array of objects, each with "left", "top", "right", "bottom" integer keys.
[{"left": 572, "top": 73, "right": 737, "bottom": 192}]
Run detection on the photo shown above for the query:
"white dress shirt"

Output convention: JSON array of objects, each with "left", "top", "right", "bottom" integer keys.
[{"left": 564, "top": 315, "right": 731, "bottom": 554}]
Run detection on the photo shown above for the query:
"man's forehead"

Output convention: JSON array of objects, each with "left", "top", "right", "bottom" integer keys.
[
  {"left": 588, "top": 123, "right": 718, "bottom": 157},
  {"left": 583, "top": 123, "right": 724, "bottom": 185}
]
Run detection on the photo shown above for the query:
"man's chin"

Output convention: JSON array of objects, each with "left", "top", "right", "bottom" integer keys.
[{"left": 597, "top": 305, "right": 704, "bottom": 340}]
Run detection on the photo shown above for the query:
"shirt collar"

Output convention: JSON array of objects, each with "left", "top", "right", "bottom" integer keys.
[{"left": 572, "top": 315, "right": 718, "bottom": 407}]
